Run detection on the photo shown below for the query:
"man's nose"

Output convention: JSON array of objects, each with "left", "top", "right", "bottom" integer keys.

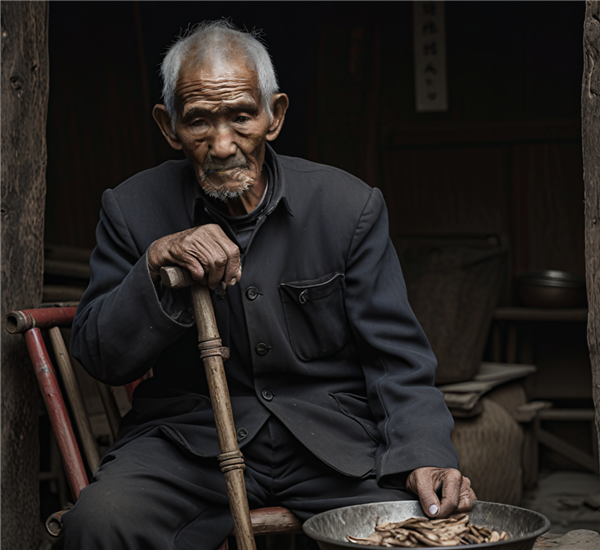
[{"left": 208, "top": 123, "right": 238, "bottom": 160}]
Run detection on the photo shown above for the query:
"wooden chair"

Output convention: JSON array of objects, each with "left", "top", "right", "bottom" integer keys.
[{"left": 3, "top": 305, "right": 303, "bottom": 547}]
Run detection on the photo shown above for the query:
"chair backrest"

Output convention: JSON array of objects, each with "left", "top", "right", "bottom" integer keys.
[
  {"left": 5, "top": 307, "right": 89, "bottom": 497},
  {"left": 3, "top": 305, "right": 150, "bottom": 535}
]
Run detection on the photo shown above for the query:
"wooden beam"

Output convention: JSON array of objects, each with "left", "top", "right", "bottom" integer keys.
[
  {"left": 44, "top": 259, "right": 90, "bottom": 280},
  {"left": 1, "top": 2, "right": 50, "bottom": 547},
  {"left": 493, "top": 307, "right": 588, "bottom": 322},
  {"left": 385, "top": 119, "right": 581, "bottom": 147},
  {"left": 538, "top": 409, "right": 596, "bottom": 421},
  {"left": 582, "top": 0, "right": 600, "bottom": 472},
  {"left": 537, "top": 428, "right": 599, "bottom": 474}
]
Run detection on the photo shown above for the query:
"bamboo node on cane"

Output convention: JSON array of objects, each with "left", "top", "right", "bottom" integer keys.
[
  {"left": 200, "top": 346, "right": 230, "bottom": 360},
  {"left": 198, "top": 338, "right": 230, "bottom": 360},
  {"left": 218, "top": 450, "right": 246, "bottom": 473}
]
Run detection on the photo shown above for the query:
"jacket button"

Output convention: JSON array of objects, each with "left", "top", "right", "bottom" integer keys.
[
  {"left": 261, "top": 389, "right": 274, "bottom": 401},
  {"left": 246, "top": 286, "right": 259, "bottom": 300},
  {"left": 237, "top": 427, "right": 248, "bottom": 440},
  {"left": 255, "top": 342, "right": 270, "bottom": 356}
]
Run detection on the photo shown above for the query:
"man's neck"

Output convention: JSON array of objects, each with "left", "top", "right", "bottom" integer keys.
[{"left": 227, "top": 170, "right": 267, "bottom": 216}]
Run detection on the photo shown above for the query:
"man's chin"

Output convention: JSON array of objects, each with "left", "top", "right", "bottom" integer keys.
[{"left": 200, "top": 173, "right": 256, "bottom": 202}]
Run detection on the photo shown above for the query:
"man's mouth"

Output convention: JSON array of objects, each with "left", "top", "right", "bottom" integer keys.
[
  {"left": 200, "top": 166, "right": 248, "bottom": 188},
  {"left": 200, "top": 164, "right": 250, "bottom": 182},
  {"left": 204, "top": 165, "right": 246, "bottom": 174},
  {"left": 204, "top": 166, "right": 248, "bottom": 174}
]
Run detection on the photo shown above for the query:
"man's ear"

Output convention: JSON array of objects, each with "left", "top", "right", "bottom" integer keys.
[
  {"left": 152, "top": 104, "right": 183, "bottom": 150},
  {"left": 265, "top": 93, "right": 289, "bottom": 142}
]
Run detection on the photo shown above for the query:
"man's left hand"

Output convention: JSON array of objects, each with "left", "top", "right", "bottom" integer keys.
[{"left": 406, "top": 467, "right": 476, "bottom": 518}]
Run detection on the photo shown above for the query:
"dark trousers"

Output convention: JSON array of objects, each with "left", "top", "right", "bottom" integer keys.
[{"left": 63, "top": 417, "right": 410, "bottom": 549}]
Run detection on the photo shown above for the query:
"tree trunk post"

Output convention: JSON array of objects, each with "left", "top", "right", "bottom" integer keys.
[
  {"left": 1, "top": 2, "right": 50, "bottom": 548},
  {"left": 582, "top": 0, "right": 600, "bottom": 471}
]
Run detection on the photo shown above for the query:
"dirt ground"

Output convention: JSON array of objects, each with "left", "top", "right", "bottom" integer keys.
[{"left": 521, "top": 471, "right": 600, "bottom": 534}]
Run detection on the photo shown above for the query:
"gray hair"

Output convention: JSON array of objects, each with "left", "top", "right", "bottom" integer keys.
[{"left": 160, "top": 20, "right": 279, "bottom": 126}]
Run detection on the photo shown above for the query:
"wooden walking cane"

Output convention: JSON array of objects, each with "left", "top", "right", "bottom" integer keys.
[{"left": 160, "top": 266, "right": 257, "bottom": 550}]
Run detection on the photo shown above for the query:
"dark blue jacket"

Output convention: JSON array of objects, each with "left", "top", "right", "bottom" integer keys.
[{"left": 71, "top": 146, "right": 458, "bottom": 483}]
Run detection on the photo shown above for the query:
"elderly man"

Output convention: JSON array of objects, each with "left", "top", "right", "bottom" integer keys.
[{"left": 64, "top": 20, "right": 474, "bottom": 549}]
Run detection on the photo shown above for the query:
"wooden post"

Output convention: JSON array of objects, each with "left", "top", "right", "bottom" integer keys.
[
  {"left": 1, "top": 2, "right": 49, "bottom": 548},
  {"left": 582, "top": 0, "right": 600, "bottom": 470}
]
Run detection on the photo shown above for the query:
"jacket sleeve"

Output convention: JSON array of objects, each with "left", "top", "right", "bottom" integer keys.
[
  {"left": 344, "top": 187, "right": 459, "bottom": 485},
  {"left": 71, "top": 189, "right": 194, "bottom": 386}
]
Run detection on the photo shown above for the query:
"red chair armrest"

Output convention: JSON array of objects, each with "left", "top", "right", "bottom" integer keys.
[{"left": 4, "top": 306, "right": 77, "bottom": 334}]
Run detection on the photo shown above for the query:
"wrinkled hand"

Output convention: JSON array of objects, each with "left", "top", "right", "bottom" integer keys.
[
  {"left": 148, "top": 224, "right": 241, "bottom": 290},
  {"left": 406, "top": 467, "right": 476, "bottom": 519}
]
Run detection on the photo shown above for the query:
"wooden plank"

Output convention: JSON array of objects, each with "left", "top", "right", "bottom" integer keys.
[
  {"left": 386, "top": 120, "right": 581, "bottom": 147},
  {"left": 44, "top": 259, "right": 90, "bottom": 280},
  {"left": 382, "top": 146, "right": 508, "bottom": 239},
  {"left": 537, "top": 428, "right": 599, "bottom": 473},
  {"left": 538, "top": 409, "right": 596, "bottom": 421},
  {"left": 582, "top": 0, "right": 600, "bottom": 476},
  {"left": 493, "top": 307, "right": 588, "bottom": 322},
  {"left": 42, "top": 285, "right": 86, "bottom": 303},
  {"left": 44, "top": 243, "right": 92, "bottom": 263}
]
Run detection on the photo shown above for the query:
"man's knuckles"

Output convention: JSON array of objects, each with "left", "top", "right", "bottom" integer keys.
[
  {"left": 456, "top": 487, "right": 476, "bottom": 513},
  {"left": 460, "top": 476, "right": 472, "bottom": 491},
  {"left": 456, "top": 499, "right": 472, "bottom": 514},
  {"left": 441, "top": 474, "right": 462, "bottom": 491},
  {"left": 212, "top": 254, "right": 228, "bottom": 268},
  {"left": 441, "top": 491, "right": 460, "bottom": 508},
  {"left": 440, "top": 468, "right": 462, "bottom": 480}
]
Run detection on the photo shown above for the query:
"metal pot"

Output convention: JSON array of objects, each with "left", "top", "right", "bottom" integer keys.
[
  {"left": 517, "top": 270, "right": 586, "bottom": 308},
  {"left": 303, "top": 500, "right": 550, "bottom": 550}
]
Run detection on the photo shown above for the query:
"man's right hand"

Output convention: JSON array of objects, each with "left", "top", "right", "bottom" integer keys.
[{"left": 147, "top": 224, "right": 241, "bottom": 289}]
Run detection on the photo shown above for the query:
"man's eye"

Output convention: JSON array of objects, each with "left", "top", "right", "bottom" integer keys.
[
  {"left": 233, "top": 116, "right": 250, "bottom": 124},
  {"left": 191, "top": 119, "right": 206, "bottom": 127}
]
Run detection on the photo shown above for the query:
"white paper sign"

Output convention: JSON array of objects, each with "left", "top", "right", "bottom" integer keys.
[{"left": 413, "top": 1, "right": 448, "bottom": 112}]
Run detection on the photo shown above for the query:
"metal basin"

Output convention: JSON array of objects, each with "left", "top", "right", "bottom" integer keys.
[
  {"left": 303, "top": 501, "right": 550, "bottom": 550},
  {"left": 516, "top": 270, "right": 586, "bottom": 308}
]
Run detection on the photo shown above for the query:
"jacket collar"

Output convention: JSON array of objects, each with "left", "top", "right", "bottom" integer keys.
[{"left": 190, "top": 143, "right": 293, "bottom": 224}]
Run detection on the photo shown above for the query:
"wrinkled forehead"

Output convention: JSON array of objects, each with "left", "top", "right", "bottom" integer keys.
[{"left": 175, "top": 51, "right": 261, "bottom": 104}]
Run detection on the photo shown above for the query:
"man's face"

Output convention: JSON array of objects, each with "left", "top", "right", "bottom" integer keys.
[{"left": 171, "top": 56, "right": 273, "bottom": 200}]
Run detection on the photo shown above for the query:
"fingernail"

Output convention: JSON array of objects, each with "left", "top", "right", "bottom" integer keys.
[
  {"left": 428, "top": 504, "right": 439, "bottom": 516},
  {"left": 230, "top": 278, "right": 236, "bottom": 285}
]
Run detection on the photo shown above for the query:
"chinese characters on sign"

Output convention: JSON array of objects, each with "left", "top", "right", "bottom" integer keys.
[{"left": 414, "top": 1, "right": 448, "bottom": 112}]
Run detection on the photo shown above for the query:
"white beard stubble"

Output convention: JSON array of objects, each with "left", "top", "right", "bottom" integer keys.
[{"left": 200, "top": 168, "right": 255, "bottom": 201}]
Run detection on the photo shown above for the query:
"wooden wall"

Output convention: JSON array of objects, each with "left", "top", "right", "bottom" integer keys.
[
  {"left": 45, "top": 2, "right": 156, "bottom": 247},
  {"left": 310, "top": 2, "right": 586, "bottom": 294},
  {"left": 46, "top": 1, "right": 586, "bottom": 291}
]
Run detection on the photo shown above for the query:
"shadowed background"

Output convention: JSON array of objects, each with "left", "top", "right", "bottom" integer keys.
[
  {"left": 38, "top": 0, "right": 597, "bottom": 535},
  {"left": 45, "top": 1, "right": 585, "bottom": 281}
]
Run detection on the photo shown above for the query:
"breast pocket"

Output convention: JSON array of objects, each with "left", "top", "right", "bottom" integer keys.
[{"left": 279, "top": 273, "right": 349, "bottom": 361}]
